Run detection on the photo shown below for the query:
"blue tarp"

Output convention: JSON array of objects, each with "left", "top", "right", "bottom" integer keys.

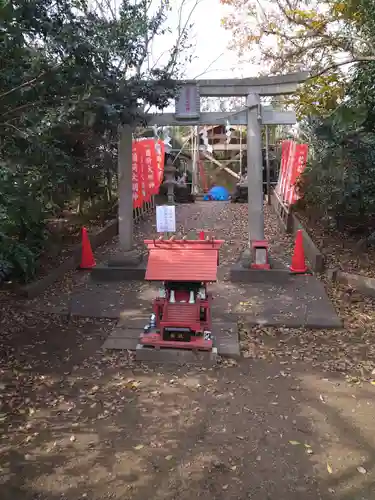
[{"left": 203, "top": 186, "right": 230, "bottom": 201}]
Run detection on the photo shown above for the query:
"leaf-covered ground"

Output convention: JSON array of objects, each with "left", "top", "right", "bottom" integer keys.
[
  {"left": 1, "top": 202, "right": 375, "bottom": 499},
  {"left": 296, "top": 209, "right": 375, "bottom": 278}
]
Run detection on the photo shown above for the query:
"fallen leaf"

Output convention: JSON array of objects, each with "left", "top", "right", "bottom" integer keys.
[
  {"left": 304, "top": 443, "right": 311, "bottom": 448},
  {"left": 289, "top": 440, "right": 300, "bottom": 445},
  {"left": 327, "top": 463, "right": 333, "bottom": 474},
  {"left": 370, "top": 380, "right": 375, "bottom": 386},
  {"left": 134, "top": 444, "right": 144, "bottom": 450},
  {"left": 222, "top": 485, "right": 229, "bottom": 490},
  {"left": 357, "top": 466, "right": 367, "bottom": 474},
  {"left": 165, "top": 455, "right": 173, "bottom": 461}
]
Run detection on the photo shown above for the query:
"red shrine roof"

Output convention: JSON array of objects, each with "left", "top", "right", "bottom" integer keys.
[{"left": 144, "top": 239, "right": 224, "bottom": 282}]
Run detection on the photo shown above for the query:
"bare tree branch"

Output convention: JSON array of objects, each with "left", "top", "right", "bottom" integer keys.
[
  {"left": 0, "top": 66, "right": 59, "bottom": 101},
  {"left": 192, "top": 52, "right": 225, "bottom": 79}
]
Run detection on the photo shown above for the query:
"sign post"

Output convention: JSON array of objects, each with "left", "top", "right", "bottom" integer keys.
[{"left": 156, "top": 205, "right": 176, "bottom": 234}]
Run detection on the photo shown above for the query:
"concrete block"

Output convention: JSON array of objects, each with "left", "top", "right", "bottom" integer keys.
[
  {"left": 108, "top": 249, "right": 142, "bottom": 267},
  {"left": 336, "top": 271, "right": 375, "bottom": 299},
  {"left": 90, "top": 263, "right": 147, "bottom": 282},
  {"left": 230, "top": 262, "right": 293, "bottom": 284},
  {"left": 213, "top": 322, "right": 241, "bottom": 358},
  {"left": 103, "top": 337, "right": 138, "bottom": 350},
  {"left": 135, "top": 345, "right": 218, "bottom": 365}
]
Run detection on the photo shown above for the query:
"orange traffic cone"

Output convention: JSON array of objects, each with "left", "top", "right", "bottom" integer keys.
[
  {"left": 198, "top": 230, "right": 205, "bottom": 240},
  {"left": 290, "top": 230, "right": 308, "bottom": 273},
  {"left": 79, "top": 227, "right": 96, "bottom": 269}
]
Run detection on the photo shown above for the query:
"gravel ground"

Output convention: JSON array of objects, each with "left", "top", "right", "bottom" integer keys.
[{"left": 1, "top": 201, "right": 375, "bottom": 500}]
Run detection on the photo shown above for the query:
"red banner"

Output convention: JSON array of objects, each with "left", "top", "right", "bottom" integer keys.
[
  {"left": 287, "top": 143, "right": 308, "bottom": 205},
  {"left": 276, "top": 140, "right": 291, "bottom": 200},
  {"left": 132, "top": 143, "right": 142, "bottom": 208},
  {"left": 276, "top": 140, "right": 308, "bottom": 206},
  {"left": 142, "top": 139, "right": 158, "bottom": 198},
  {"left": 131, "top": 139, "right": 165, "bottom": 208}
]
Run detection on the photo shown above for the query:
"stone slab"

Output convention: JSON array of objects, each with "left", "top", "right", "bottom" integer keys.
[
  {"left": 102, "top": 320, "right": 148, "bottom": 350},
  {"left": 230, "top": 262, "right": 293, "bottom": 284},
  {"left": 33, "top": 269, "right": 340, "bottom": 329},
  {"left": 90, "top": 263, "right": 147, "bottom": 282},
  {"left": 103, "top": 337, "right": 138, "bottom": 350},
  {"left": 213, "top": 321, "right": 240, "bottom": 358},
  {"left": 108, "top": 323, "right": 146, "bottom": 337},
  {"left": 68, "top": 282, "right": 156, "bottom": 319},
  {"left": 135, "top": 344, "right": 218, "bottom": 365},
  {"left": 211, "top": 276, "right": 341, "bottom": 329},
  {"left": 108, "top": 249, "right": 142, "bottom": 267},
  {"left": 238, "top": 249, "right": 287, "bottom": 270},
  {"left": 102, "top": 319, "right": 240, "bottom": 358},
  {"left": 334, "top": 270, "right": 375, "bottom": 299}
]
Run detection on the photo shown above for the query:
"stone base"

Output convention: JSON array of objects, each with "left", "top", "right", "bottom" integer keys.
[
  {"left": 108, "top": 249, "right": 142, "bottom": 267},
  {"left": 91, "top": 262, "right": 147, "bottom": 282},
  {"left": 230, "top": 262, "right": 293, "bottom": 284},
  {"left": 213, "top": 321, "right": 240, "bottom": 358},
  {"left": 135, "top": 344, "right": 218, "bottom": 365},
  {"left": 90, "top": 249, "right": 146, "bottom": 282},
  {"left": 230, "top": 249, "right": 292, "bottom": 284}
]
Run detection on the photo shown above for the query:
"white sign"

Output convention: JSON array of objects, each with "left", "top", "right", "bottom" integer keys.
[
  {"left": 175, "top": 84, "right": 200, "bottom": 119},
  {"left": 156, "top": 205, "right": 176, "bottom": 233}
]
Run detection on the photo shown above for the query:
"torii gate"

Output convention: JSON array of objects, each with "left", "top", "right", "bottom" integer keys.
[{"left": 107, "top": 72, "right": 307, "bottom": 276}]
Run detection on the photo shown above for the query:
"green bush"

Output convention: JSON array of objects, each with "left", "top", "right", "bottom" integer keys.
[
  {"left": 0, "top": 166, "right": 47, "bottom": 282},
  {"left": 299, "top": 109, "right": 375, "bottom": 232}
]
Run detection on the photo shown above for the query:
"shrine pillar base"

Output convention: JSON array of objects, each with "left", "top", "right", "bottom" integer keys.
[
  {"left": 229, "top": 249, "right": 292, "bottom": 285},
  {"left": 90, "top": 260, "right": 146, "bottom": 282},
  {"left": 91, "top": 250, "right": 146, "bottom": 282},
  {"left": 135, "top": 344, "right": 218, "bottom": 365},
  {"left": 108, "top": 249, "right": 142, "bottom": 267}
]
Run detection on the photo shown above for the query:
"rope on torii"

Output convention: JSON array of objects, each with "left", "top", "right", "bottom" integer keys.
[
  {"left": 225, "top": 120, "right": 232, "bottom": 144},
  {"left": 200, "top": 127, "right": 213, "bottom": 154},
  {"left": 152, "top": 125, "right": 172, "bottom": 153}
]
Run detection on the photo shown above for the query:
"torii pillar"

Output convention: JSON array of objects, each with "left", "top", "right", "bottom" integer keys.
[
  {"left": 118, "top": 125, "right": 134, "bottom": 252},
  {"left": 91, "top": 125, "right": 145, "bottom": 281},
  {"left": 246, "top": 93, "right": 264, "bottom": 243}
]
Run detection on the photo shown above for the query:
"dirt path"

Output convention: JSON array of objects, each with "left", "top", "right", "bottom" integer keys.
[{"left": 1, "top": 202, "right": 375, "bottom": 499}]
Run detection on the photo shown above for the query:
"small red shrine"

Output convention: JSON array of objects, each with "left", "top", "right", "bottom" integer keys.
[{"left": 139, "top": 236, "right": 224, "bottom": 351}]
